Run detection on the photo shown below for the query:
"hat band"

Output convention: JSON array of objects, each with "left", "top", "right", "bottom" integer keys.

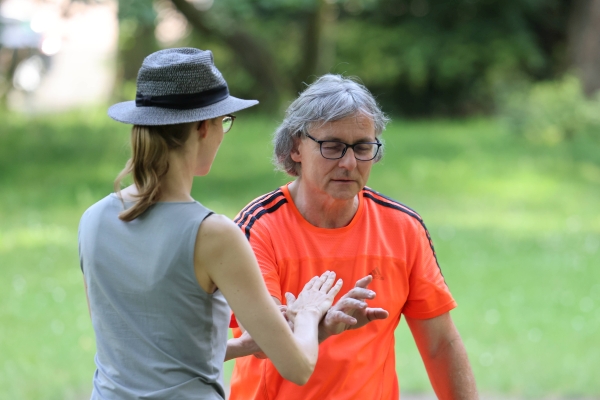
[{"left": 135, "top": 85, "right": 229, "bottom": 110}]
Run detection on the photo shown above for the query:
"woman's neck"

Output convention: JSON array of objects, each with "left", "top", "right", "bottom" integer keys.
[
  {"left": 158, "top": 151, "right": 195, "bottom": 202},
  {"left": 119, "top": 150, "right": 195, "bottom": 203}
]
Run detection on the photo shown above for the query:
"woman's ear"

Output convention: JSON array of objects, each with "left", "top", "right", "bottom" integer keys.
[{"left": 197, "top": 120, "right": 208, "bottom": 139}]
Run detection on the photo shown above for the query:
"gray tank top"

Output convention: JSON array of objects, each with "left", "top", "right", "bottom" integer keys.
[{"left": 78, "top": 194, "right": 230, "bottom": 400}]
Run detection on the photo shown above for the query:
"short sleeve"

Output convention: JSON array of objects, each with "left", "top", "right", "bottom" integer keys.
[
  {"left": 247, "top": 222, "right": 283, "bottom": 303},
  {"left": 402, "top": 220, "right": 456, "bottom": 319},
  {"left": 230, "top": 205, "right": 283, "bottom": 329}
]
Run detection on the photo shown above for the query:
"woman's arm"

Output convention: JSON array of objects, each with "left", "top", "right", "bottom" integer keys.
[{"left": 194, "top": 214, "right": 341, "bottom": 385}]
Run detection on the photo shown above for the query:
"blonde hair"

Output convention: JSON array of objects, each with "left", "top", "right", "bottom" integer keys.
[{"left": 114, "top": 122, "right": 196, "bottom": 221}]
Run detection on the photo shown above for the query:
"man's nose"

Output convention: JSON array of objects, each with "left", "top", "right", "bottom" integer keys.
[{"left": 338, "top": 147, "right": 357, "bottom": 170}]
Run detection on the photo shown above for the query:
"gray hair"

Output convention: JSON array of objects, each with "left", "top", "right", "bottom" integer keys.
[{"left": 273, "top": 74, "right": 390, "bottom": 176}]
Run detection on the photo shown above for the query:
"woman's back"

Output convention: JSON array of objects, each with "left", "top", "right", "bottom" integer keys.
[{"left": 79, "top": 194, "right": 229, "bottom": 400}]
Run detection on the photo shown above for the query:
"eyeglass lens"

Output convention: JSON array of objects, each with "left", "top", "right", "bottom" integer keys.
[
  {"left": 321, "top": 141, "right": 379, "bottom": 161},
  {"left": 222, "top": 116, "right": 234, "bottom": 133}
]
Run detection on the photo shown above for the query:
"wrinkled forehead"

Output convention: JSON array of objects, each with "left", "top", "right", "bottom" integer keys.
[{"left": 307, "top": 113, "right": 377, "bottom": 138}]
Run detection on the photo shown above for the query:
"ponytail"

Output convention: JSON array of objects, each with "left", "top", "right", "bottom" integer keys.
[{"left": 115, "top": 122, "right": 196, "bottom": 221}]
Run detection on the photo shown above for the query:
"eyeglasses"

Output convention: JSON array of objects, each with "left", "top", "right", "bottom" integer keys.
[
  {"left": 222, "top": 115, "right": 236, "bottom": 133},
  {"left": 304, "top": 132, "right": 382, "bottom": 161}
]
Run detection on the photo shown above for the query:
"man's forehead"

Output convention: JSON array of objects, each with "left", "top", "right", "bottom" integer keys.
[{"left": 310, "top": 114, "right": 375, "bottom": 136}]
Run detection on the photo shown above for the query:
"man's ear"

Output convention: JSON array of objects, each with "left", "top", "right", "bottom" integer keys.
[
  {"left": 197, "top": 120, "right": 208, "bottom": 139},
  {"left": 290, "top": 135, "right": 302, "bottom": 162}
]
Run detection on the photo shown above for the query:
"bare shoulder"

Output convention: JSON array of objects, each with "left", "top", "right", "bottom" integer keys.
[
  {"left": 200, "top": 213, "right": 240, "bottom": 235},
  {"left": 195, "top": 214, "right": 248, "bottom": 259}
]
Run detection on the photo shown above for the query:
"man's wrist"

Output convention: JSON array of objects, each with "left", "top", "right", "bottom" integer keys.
[
  {"left": 237, "top": 334, "right": 260, "bottom": 354},
  {"left": 317, "top": 324, "right": 332, "bottom": 343}
]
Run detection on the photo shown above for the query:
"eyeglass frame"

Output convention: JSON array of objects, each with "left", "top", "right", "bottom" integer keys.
[
  {"left": 303, "top": 132, "right": 382, "bottom": 161},
  {"left": 222, "top": 114, "right": 236, "bottom": 133}
]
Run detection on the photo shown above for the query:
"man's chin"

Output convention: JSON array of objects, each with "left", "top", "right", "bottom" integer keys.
[{"left": 326, "top": 186, "right": 360, "bottom": 201}]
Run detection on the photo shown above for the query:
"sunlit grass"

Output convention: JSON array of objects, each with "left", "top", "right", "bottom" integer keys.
[{"left": 1, "top": 110, "right": 599, "bottom": 398}]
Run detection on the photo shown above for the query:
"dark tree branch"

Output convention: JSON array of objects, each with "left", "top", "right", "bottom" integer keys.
[
  {"left": 294, "top": 0, "right": 337, "bottom": 92},
  {"left": 170, "top": 0, "right": 287, "bottom": 111},
  {"left": 568, "top": 0, "right": 600, "bottom": 96}
]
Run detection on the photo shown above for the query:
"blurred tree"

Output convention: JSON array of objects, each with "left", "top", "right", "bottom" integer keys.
[
  {"left": 168, "top": 0, "right": 597, "bottom": 115},
  {"left": 169, "top": 0, "right": 287, "bottom": 111},
  {"left": 567, "top": 0, "right": 600, "bottom": 97},
  {"left": 334, "top": 0, "right": 575, "bottom": 115},
  {"left": 116, "top": 0, "right": 160, "bottom": 99},
  {"left": 104, "top": 0, "right": 600, "bottom": 115},
  {"left": 168, "top": 0, "right": 339, "bottom": 111}
]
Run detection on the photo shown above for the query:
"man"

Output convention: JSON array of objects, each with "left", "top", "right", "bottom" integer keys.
[{"left": 229, "top": 74, "right": 478, "bottom": 399}]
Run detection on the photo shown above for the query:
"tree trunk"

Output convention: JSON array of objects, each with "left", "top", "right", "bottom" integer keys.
[
  {"left": 294, "top": 0, "right": 337, "bottom": 92},
  {"left": 170, "top": 0, "right": 287, "bottom": 112},
  {"left": 120, "top": 23, "right": 158, "bottom": 82},
  {"left": 568, "top": 0, "right": 600, "bottom": 96}
]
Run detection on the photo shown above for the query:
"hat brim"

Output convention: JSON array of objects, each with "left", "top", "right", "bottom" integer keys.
[{"left": 107, "top": 96, "right": 259, "bottom": 126}]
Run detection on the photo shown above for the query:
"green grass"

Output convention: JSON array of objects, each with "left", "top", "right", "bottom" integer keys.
[{"left": 1, "top": 109, "right": 599, "bottom": 399}]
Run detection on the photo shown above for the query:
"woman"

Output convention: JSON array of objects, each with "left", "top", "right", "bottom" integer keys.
[{"left": 78, "top": 48, "right": 342, "bottom": 399}]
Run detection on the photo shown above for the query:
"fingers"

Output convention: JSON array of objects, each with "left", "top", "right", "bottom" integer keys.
[
  {"left": 341, "top": 287, "right": 376, "bottom": 302},
  {"left": 285, "top": 292, "right": 296, "bottom": 307},
  {"left": 303, "top": 275, "right": 319, "bottom": 291},
  {"left": 332, "top": 297, "right": 367, "bottom": 312},
  {"left": 308, "top": 270, "right": 335, "bottom": 292},
  {"left": 355, "top": 275, "right": 373, "bottom": 289},
  {"left": 327, "top": 278, "right": 343, "bottom": 298},
  {"left": 318, "top": 271, "right": 337, "bottom": 293},
  {"left": 278, "top": 305, "right": 289, "bottom": 321},
  {"left": 325, "top": 309, "right": 358, "bottom": 326},
  {"left": 366, "top": 308, "right": 389, "bottom": 321}
]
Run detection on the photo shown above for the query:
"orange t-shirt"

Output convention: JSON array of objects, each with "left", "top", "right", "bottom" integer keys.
[{"left": 229, "top": 184, "right": 456, "bottom": 400}]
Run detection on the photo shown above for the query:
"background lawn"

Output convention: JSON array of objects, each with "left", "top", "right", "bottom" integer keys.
[{"left": 1, "top": 109, "right": 599, "bottom": 399}]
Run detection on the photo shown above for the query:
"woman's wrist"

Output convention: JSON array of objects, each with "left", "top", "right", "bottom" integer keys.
[{"left": 293, "top": 308, "right": 322, "bottom": 323}]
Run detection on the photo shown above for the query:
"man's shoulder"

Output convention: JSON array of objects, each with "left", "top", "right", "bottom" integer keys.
[
  {"left": 234, "top": 188, "right": 289, "bottom": 238},
  {"left": 362, "top": 187, "right": 425, "bottom": 226}
]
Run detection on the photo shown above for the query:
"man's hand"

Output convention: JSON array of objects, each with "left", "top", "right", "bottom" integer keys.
[{"left": 319, "top": 275, "right": 389, "bottom": 340}]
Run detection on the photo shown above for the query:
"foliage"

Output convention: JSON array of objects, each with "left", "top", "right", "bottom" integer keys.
[
  {"left": 2, "top": 109, "right": 600, "bottom": 398},
  {"left": 332, "top": 0, "right": 570, "bottom": 115},
  {"left": 498, "top": 75, "right": 600, "bottom": 145},
  {"left": 148, "top": 0, "right": 574, "bottom": 115}
]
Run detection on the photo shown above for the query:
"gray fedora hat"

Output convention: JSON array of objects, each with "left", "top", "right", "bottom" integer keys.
[{"left": 108, "top": 48, "right": 258, "bottom": 125}]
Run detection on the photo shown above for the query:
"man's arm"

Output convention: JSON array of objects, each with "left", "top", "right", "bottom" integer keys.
[
  {"left": 405, "top": 312, "right": 478, "bottom": 400},
  {"left": 227, "top": 305, "right": 289, "bottom": 361},
  {"left": 225, "top": 329, "right": 264, "bottom": 361}
]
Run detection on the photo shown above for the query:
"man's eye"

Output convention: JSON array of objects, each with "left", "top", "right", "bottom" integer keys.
[
  {"left": 354, "top": 144, "right": 373, "bottom": 153},
  {"left": 322, "top": 143, "right": 344, "bottom": 151}
]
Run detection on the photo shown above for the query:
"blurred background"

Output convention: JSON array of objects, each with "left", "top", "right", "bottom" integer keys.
[{"left": 1, "top": 0, "right": 599, "bottom": 399}]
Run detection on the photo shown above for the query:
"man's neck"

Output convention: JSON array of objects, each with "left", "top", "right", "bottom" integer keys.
[{"left": 288, "top": 180, "right": 360, "bottom": 229}]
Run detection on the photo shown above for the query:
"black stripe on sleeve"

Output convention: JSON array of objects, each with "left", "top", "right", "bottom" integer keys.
[
  {"left": 233, "top": 189, "right": 280, "bottom": 224},
  {"left": 363, "top": 187, "right": 423, "bottom": 219},
  {"left": 242, "top": 198, "right": 288, "bottom": 240},
  {"left": 235, "top": 190, "right": 285, "bottom": 229},
  {"left": 363, "top": 191, "right": 444, "bottom": 277}
]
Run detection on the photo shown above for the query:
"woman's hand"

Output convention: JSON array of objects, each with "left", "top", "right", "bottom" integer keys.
[{"left": 285, "top": 271, "right": 343, "bottom": 325}]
